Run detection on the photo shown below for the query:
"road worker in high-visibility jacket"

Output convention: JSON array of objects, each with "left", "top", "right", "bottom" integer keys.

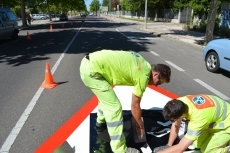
[
  {"left": 154, "top": 94, "right": 230, "bottom": 153},
  {"left": 79, "top": 50, "right": 171, "bottom": 153}
]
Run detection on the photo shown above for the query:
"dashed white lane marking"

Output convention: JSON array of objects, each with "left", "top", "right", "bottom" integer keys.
[
  {"left": 194, "top": 79, "right": 230, "bottom": 100},
  {"left": 117, "top": 30, "right": 162, "bottom": 40},
  {"left": 0, "top": 23, "right": 85, "bottom": 153},
  {"left": 136, "top": 42, "right": 142, "bottom": 46},
  {"left": 149, "top": 50, "right": 159, "bottom": 56},
  {"left": 116, "top": 28, "right": 228, "bottom": 101},
  {"left": 165, "top": 61, "right": 185, "bottom": 71}
]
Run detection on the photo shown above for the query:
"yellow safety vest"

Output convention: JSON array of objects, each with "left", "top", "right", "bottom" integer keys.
[{"left": 178, "top": 95, "right": 230, "bottom": 140}]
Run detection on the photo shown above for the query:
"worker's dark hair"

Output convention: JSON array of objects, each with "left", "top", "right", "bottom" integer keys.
[
  {"left": 163, "top": 99, "right": 188, "bottom": 120},
  {"left": 151, "top": 64, "right": 171, "bottom": 83}
]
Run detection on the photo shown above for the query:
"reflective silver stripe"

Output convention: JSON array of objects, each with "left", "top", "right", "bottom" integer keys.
[
  {"left": 107, "top": 120, "right": 123, "bottom": 127},
  {"left": 110, "top": 135, "right": 122, "bottom": 140},
  {"left": 209, "top": 96, "right": 228, "bottom": 129},
  {"left": 211, "top": 96, "right": 221, "bottom": 119},
  {"left": 219, "top": 122, "right": 224, "bottom": 129},
  {"left": 211, "top": 96, "right": 228, "bottom": 120},
  {"left": 186, "top": 129, "right": 202, "bottom": 136},
  {"left": 45, "top": 70, "right": 51, "bottom": 72},
  {"left": 98, "top": 109, "right": 103, "bottom": 114},
  {"left": 222, "top": 100, "right": 227, "bottom": 120}
]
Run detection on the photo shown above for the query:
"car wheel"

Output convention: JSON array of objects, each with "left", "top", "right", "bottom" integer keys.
[
  {"left": 205, "top": 51, "right": 220, "bottom": 73},
  {"left": 12, "top": 30, "right": 18, "bottom": 40}
]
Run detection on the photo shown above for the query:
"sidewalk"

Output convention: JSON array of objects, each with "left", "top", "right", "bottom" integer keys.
[
  {"left": 138, "top": 24, "right": 205, "bottom": 48},
  {"left": 18, "top": 18, "right": 59, "bottom": 30},
  {"left": 102, "top": 15, "right": 206, "bottom": 48}
]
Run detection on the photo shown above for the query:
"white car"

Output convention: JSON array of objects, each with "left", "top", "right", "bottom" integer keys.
[{"left": 32, "top": 14, "right": 46, "bottom": 20}]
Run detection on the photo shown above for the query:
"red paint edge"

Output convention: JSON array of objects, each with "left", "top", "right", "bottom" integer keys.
[
  {"left": 148, "top": 85, "right": 179, "bottom": 99},
  {"left": 34, "top": 86, "right": 178, "bottom": 153},
  {"left": 34, "top": 96, "right": 98, "bottom": 153}
]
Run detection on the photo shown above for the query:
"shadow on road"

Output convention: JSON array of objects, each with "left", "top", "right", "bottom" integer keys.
[{"left": 0, "top": 20, "right": 163, "bottom": 67}]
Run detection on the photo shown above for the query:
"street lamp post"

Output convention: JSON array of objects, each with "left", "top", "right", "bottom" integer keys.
[
  {"left": 109, "top": 0, "right": 111, "bottom": 21},
  {"left": 96, "top": 1, "right": 97, "bottom": 16},
  {"left": 144, "top": 0, "right": 148, "bottom": 29}
]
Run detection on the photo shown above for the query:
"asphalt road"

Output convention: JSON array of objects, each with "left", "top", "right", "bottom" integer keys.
[{"left": 0, "top": 16, "right": 230, "bottom": 153}]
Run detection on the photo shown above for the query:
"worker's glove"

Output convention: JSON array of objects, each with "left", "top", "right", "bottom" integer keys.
[{"left": 153, "top": 145, "right": 169, "bottom": 153}]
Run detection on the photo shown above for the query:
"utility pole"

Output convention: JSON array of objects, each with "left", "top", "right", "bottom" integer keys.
[
  {"left": 109, "top": 0, "right": 111, "bottom": 21},
  {"left": 144, "top": 0, "right": 148, "bottom": 29},
  {"left": 96, "top": 0, "right": 97, "bottom": 16}
]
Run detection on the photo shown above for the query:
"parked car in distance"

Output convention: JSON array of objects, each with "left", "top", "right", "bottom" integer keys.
[
  {"left": 32, "top": 14, "right": 47, "bottom": 20},
  {"left": 59, "top": 13, "right": 68, "bottom": 21},
  {"left": 203, "top": 38, "right": 230, "bottom": 72},
  {"left": 40, "top": 14, "right": 49, "bottom": 19},
  {"left": 0, "top": 7, "right": 19, "bottom": 40},
  {"left": 80, "top": 13, "right": 87, "bottom": 17}
]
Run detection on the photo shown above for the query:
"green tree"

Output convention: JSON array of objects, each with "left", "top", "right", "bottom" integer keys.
[
  {"left": 121, "top": 0, "right": 144, "bottom": 11},
  {"left": 90, "top": 0, "right": 100, "bottom": 12},
  {"left": 172, "top": 0, "right": 190, "bottom": 12},
  {"left": 0, "top": 0, "right": 18, "bottom": 7},
  {"left": 189, "top": 0, "right": 210, "bottom": 16},
  {"left": 102, "top": 0, "right": 109, "bottom": 7}
]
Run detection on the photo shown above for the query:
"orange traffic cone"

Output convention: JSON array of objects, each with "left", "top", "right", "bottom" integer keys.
[
  {"left": 26, "top": 31, "right": 31, "bottom": 40},
  {"left": 41, "top": 62, "right": 58, "bottom": 89},
  {"left": 62, "top": 23, "right": 64, "bottom": 28},
  {"left": 50, "top": 24, "right": 53, "bottom": 31}
]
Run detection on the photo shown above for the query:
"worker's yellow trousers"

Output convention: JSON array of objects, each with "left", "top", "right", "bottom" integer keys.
[
  {"left": 193, "top": 128, "right": 230, "bottom": 153},
  {"left": 80, "top": 57, "right": 127, "bottom": 153}
]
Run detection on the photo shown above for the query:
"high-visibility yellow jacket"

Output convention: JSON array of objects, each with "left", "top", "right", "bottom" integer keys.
[{"left": 178, "top": 94, "right": 230, "bottom": 140}]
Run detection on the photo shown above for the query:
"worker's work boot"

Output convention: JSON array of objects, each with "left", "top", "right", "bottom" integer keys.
[{"left": 126, "top": 147, "right": 140, "bottom": 153}]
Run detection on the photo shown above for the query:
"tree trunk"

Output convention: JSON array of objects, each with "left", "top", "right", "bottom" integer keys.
[
  {"left": 20, "top": 0, "right": 27, "bottom": 27},
  {"left": 204, "top": 0, "right": 218, "bottom": 45},
  {"left": 47, "top": 0, "right": 52, "bottom": 21}
]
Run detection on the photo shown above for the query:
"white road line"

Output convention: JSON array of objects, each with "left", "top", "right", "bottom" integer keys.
[
  {"left": 149, "top": 50, "right": 159, "bottom": 56},
  {"left": 116, "top": 29, "right": 129, "bottom": 39},
  {"left": 165, "top": 61, "right": 185, "bottom": 71},
  {"left": 194, "top": 79, "right": 230, "bottom": 100},
  {"left": 116, "top": 29, "right": 143, "bottom": 47},
  {"left": 0, "top": 23, "right": 84, "bottom": 153}
]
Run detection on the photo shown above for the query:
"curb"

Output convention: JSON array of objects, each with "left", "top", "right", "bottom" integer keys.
[{"left": 137, "top": 27, "right": 205, "bottom": 48}]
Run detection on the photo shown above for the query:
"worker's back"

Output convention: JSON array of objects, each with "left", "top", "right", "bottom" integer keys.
[{"left": 89, "top": 50, "right": 151, "bottom": 86}]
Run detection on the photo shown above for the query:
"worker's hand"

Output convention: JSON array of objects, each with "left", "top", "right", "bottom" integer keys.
[
  {"left": 136, "top": 126, "right": 145, "bottom": 140},
  {"left": 153, "top": 145, "right": 169, "bottom": 153}
]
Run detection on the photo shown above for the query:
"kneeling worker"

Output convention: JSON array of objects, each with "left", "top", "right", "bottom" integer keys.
[{"left": 154, "top": 94, "right": 230, "bottom": 153}]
